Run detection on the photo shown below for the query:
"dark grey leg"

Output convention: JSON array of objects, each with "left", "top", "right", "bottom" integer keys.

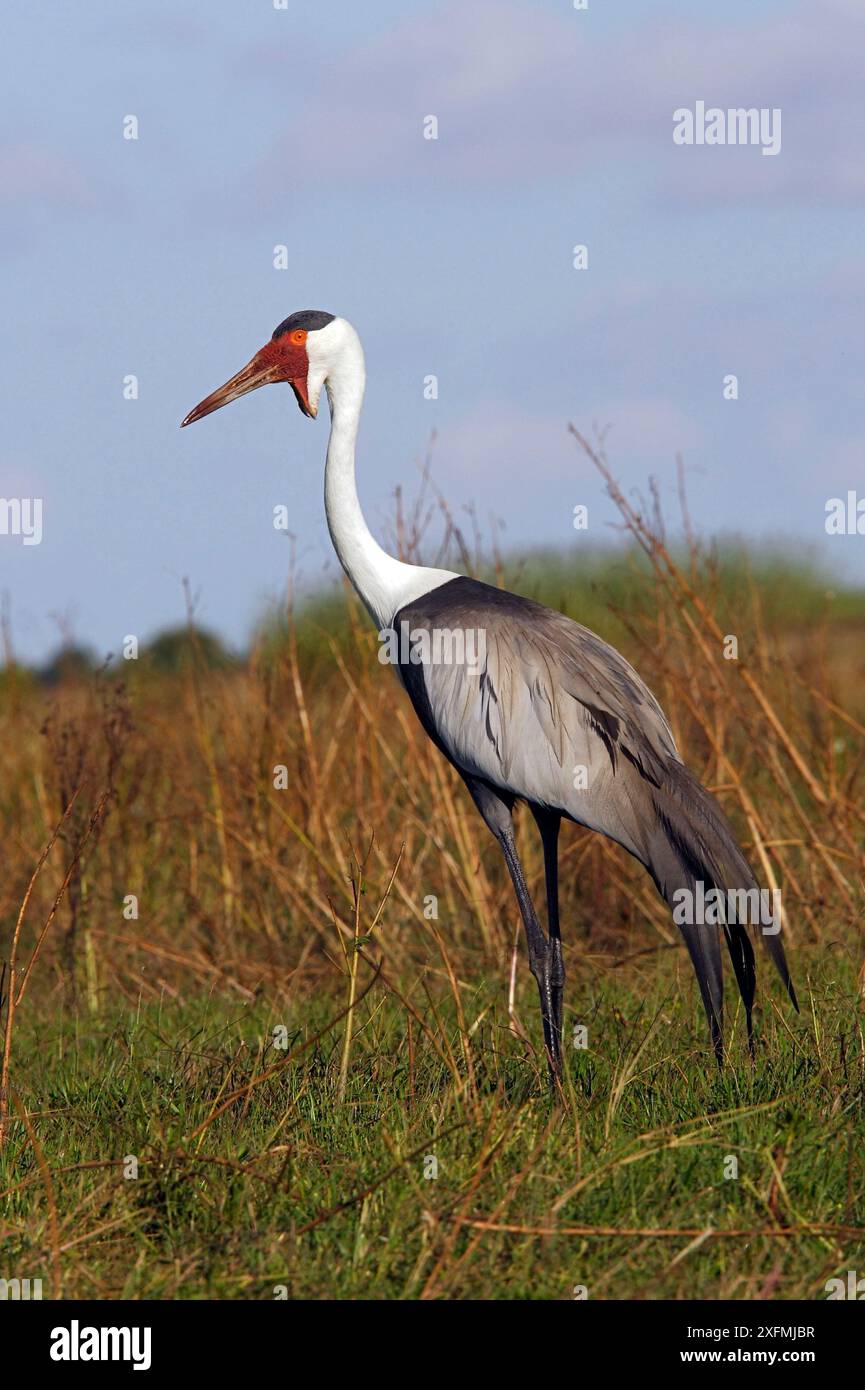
[
  {"left": 532, "top": 807, "right": 565, "bottom": 1073},
  {"left": 462, "top": 776, "right": 561, "bottom": 1087}
]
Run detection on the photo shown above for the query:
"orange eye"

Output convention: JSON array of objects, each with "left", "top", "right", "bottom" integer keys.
[{"left": 291, "top": 329, "right": 306, "bottom": 344}]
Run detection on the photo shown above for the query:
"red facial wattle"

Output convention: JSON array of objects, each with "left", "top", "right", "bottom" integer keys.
[{"left": 180, "top": 331, "right": 311, "bottom": 427}]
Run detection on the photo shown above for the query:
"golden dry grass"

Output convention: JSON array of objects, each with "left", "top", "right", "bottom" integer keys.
[{"left": 1, "top": 447, "right": 863, "bottom": 1299}]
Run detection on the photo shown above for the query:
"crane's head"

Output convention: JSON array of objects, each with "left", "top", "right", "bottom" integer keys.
[{"left": 181, "top": 310, "right": 356, "bottom": 427}]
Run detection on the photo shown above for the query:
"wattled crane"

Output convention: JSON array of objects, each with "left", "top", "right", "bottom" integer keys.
[{"left": 182, "top": 310, "right": 798, "bottom": 1083}]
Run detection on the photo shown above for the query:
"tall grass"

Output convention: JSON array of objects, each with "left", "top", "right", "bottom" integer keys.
[{"left": 1, "top": 447, "right": 863, "bottom": 1298}]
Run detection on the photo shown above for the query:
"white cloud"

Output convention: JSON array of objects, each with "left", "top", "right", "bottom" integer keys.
[
  {"left": 244, "top": 0, "right": 864, "bottom": 208},
  {"left": 0, "top": 144, "right": 96, "bottom": 208},
  {"left": 433, "top": 397, "right": 702, "bottom": 488}
]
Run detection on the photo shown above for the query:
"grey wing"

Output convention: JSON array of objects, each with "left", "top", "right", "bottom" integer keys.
[
  {"left": 395, "top": 576, "right": 798, "bottom": 1047},
  {"left": 395, "top": 577, "right": 679, "bottom": 856}
]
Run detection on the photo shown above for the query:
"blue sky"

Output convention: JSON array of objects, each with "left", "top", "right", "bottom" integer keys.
[{"left": 2, "top": 0, "right": 863, "bottom": 663}]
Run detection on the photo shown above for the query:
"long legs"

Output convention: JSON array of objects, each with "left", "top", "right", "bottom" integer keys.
[
  {"left": 532, "top": 806, "right": 565, "bottom": 1069},
  {"left": 464, "top": 777, "right": 564, "bottom": 1086}
]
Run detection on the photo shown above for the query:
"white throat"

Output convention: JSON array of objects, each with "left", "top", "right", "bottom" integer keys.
[{"left": 314, "top": 319, "right": 456, "bottom": 631}]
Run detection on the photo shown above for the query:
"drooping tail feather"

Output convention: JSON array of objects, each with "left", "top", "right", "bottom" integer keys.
[{"left": 641, "top": 760, "right": 798, "bottom": 1058}]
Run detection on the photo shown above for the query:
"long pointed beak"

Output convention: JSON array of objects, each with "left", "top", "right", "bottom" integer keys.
[{"left": 181, "top": 356, "right": 285, "bottom": 427}]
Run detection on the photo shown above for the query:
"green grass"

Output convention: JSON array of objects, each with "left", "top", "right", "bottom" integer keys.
[
  {"left": 3, "top": 542, "right": 860, "bottom": 692},
  {"left": 506, "top": 540, "right": 865, "bottom": 626},
  {"left": 249, "top": 541, "right": 865, "bottom": 672},
  {"left": 3, "top": 944, "right": 863, "bottom": 1301}
]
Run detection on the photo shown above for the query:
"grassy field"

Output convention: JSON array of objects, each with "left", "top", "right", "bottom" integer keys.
[
  {"left": 2, "top": 959, "right": 864, "bottom": 1300},
  {"left": 2, "top": 454, "right": 864, "bottom": 1300}
]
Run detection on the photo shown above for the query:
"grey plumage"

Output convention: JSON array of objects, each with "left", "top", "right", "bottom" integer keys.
[{"left": 395, "top": 575, "right": 797, "bottom": 1073}]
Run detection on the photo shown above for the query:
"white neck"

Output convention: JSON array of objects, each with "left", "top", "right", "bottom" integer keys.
[{"left": 320, "top": 323, "right": 456, "bottom": 631}]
